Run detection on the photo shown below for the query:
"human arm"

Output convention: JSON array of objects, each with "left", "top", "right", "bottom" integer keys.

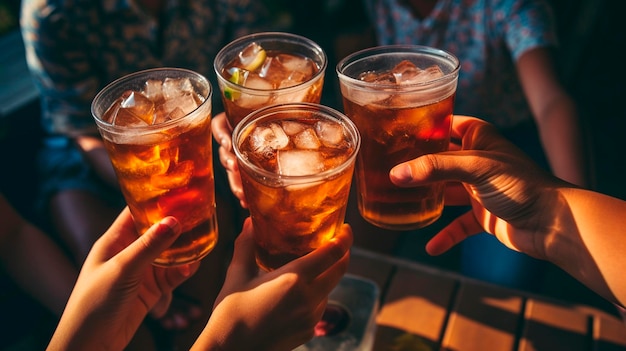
[
  {"left": 389, "top": 115, "right": 626, "bottom": 308},
  {"left": 191, "top": 218, "right": 353, "bottom": 351},
  {"left": 516, "top": 47, "right": 590, "bottom": 188},
  {"left": 0, "top": 194, "right": 77, "bottom": 317},
  {"left": 47, "top": 208, "right": 200, "bottom": 351}
]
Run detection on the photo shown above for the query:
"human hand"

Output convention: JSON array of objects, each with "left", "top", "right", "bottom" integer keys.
[
  {"left": 192, "top": 218, "right": 353, "bottom": 351},
  {"left": 212, "top": 112, "right": 247, "bottom": 208},
  {"left": 47, "top": 208, "right": 200, "bottom": 351},
  {"left": 389, "top": 115, "right": 568, "bottom": 260}
]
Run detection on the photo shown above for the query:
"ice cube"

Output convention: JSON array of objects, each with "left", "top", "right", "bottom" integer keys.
[
  {"left": 170, "top": 107, "right": 187, "bottom": 119},
  {"left": 417, "top": 65, "right": 444, "bottom": 81},
  {"left": 249, "top": 123, "right": 290, "bottom": 155},
  {"left": 238, "top": 42, "right": 266, "bottom": 70},
  {"left": 276, "top": 54, "right": 315, "bottom": 77},
  {"left": 293, "top": 128, "right": 321, "bottom": 149},
  {"left": 279, "top": 70, "right": 309, "bottom": 89},
  {"left": 102, "top": 98, "right": 122, "bottom": 124},
  {"left": 390, "top": 60, "right": 421, "bottom": 83},
  {"left": 315, "top": 120, "right": 344, "bottom": 147},
  {"left": 154, "top": 92, "right": 198, "bottom": 124},
  {"left": 393, "top": 61, "right": 444, "bottom": 85},
  {"left": 113, "top": 108, "right": 151, "bottom": 127},
  {"left": 258, "top": 57, "right": 290, "bottom": 85},
  {"left": 277, "top": 149, "right": 325, "bottom": 176},
  {"left": 253, "top": 185, "right": 280, "bottom": 215},
  {"left": 340, "top": 82, "right": 390, "bottom": 107},
  {"left": 271, "top": 88, "right": 310, "bottom": 105},
  {"left": 152, "top": 160, "right": 194, "bottom": 190},
  {"left": 110, "top": 145, "right": 170, "bottom": 179},
  {"left": 260, "top": 54, "right": 315, "bottom": 91},
  {"left": 242, "top": 74, "right": 273, "bottom": 90},
  {"left": 121, "top": 178, "right": 169, "bottom": 203},
  {"left": 281, "top": 120, "right": 307, "bottom": 136},
  {"left": 237, "top": 75, "right": 272, "bottom": 108},
  {"left": 110, "top": 91, "right": 155, "bottom": 126},
  {"left": 143, "top": 79, "right": 164, "bottom": 101},
  {"left": 359, "top": 70, "right": 396, "bottom": 84},
  {"left": 162, "top": 77, "right": 194, "bottom": 99}
]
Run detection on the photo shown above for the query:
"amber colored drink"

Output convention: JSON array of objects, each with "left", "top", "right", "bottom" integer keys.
[
  {"left": 337, "top": 46, "right": 460, "bottom": 230},
  {"left": 233, "top": 103, "right": 360, "bottom": 271},
  {"left": 214, "top": 32, "right": 327, "bottom": 129},
  {"left": 91, "top": 68, "right": 217, "bottom": 267}
]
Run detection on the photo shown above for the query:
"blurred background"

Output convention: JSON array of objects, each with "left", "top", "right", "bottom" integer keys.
[{"left": 1, "top": 0, "right": 624, "bottom": 349}]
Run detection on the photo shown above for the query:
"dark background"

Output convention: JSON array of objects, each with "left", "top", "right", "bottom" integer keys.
[{"left": 0, "top": 0, "right": 624, "bottom": 349}]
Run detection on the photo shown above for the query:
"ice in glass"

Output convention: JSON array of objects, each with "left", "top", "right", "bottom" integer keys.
[
  {"left": 337, "top": 46, "right": 460, "bottom": 230},
  {"left": 214, "top": 32, "right": 327, "bottom": 129},
  {"left": 91, "top": 68, "right": 218, "bottom": 267},
  {"left": 232, "top": 103, "right": 360, "bottom": 271}
]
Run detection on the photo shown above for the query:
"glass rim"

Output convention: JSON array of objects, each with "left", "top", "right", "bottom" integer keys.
[
  {"left": 91, "top": 67, "right": 212, "bottom": 133},
  {"left": 213, "top": 31, "right": 328, "bottom": 94},
  {"left": 336, "top": 44, "right": 460, "bottom": 88},
  {"left": 232, "top": 102, "right": 361, "bottom": 183}
]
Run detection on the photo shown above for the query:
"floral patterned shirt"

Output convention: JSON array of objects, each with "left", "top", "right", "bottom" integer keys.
[
  {"left": 21, "top": 0, "right": 269, "bottom": 136},
  {"left": 365, "top": 0, "right": 558, "bottom": 128}
]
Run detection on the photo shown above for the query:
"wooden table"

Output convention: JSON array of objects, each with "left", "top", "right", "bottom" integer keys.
[{"left": 346, "top": 247, "right": 626, "bottom": 351}]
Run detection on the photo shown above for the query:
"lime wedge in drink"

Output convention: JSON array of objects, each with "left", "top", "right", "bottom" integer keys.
[
  {"left": 239, "top": 42, "right": 266, "bottom": 71},
  {"left": 224, "top": 68, "right": 244, "bottom": 101}
]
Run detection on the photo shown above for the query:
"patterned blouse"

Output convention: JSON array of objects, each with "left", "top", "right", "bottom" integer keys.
[{"left": 364, "top": 0, "right": 559, "bottom": 128}]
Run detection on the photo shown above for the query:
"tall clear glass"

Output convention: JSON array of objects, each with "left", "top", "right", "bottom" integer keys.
[
  {"left": 91, "top": 68, "right": 218, "bottom": 266},
  {"left": 232, "top": 103, "right": 360, "bottom": 271},
  {"left": 337, "top": 45, "right": 460, "bottom": 230}
]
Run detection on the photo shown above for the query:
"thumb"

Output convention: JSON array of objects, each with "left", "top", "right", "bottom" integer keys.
[
  {"left": 116, "top": 217, "right": 182, "bottom": 270},
  {"left": 218, "top": 218, "right": 259, "bottom": 300},
  {"left": 226, "top": 218, "right": 258, "bottom": 278}
]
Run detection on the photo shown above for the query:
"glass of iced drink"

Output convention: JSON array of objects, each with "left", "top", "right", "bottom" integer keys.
[
  {"left": 91, "top": 68, "right": 218, "bottom": 267},
  {"left": 336, "top": 45, "right": 460, "bottom": 230},
  {"left": 232, "top": 103, "right": 360, "bottom": 271},
  {"left": 214, "top": 32, "right": 327, "bottom": 129}
]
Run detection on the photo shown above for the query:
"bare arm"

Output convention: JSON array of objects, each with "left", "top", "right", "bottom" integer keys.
[
  {"left": 516, "top": 47, "right": 590, "bottom": 188},
  {"left": 390, "top": 116, "right": 626, "bottom": 307},
  {"left": 551, "top": 187, "right": 626, "bottom": 306},
  {"left": 0, "top": 194, "right": 77, "bottom": 316}
]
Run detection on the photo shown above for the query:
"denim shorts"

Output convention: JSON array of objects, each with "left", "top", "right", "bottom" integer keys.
[{"left": 36, "top": 136, "right": 126, "bottom": 213}]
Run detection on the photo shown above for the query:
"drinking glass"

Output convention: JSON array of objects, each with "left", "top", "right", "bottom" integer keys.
[
  {"left": 91, "top": 67, "right": 218, "bottom": 267},
  {"left": 214, "top": 32, "right": 327, "bottom": 129},
  {"left": 336, "top": 45, "right": 460, "bottom": 230},
  {"left": 232, "top": 102, "right": 360, "bottom": 271}
]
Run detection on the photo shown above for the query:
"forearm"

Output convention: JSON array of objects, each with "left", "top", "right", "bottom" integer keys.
[
  {"left": 536, "top": 96, "right": 590, "bottom": 188},
  {"left": 547, "top": 187, "right": 626, "bottom": 307},
  {"left": 1, "top": 223, "right": 78, "bottom": 316}
]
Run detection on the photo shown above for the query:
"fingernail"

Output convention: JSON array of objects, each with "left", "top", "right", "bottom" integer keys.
[
  {"left": 161, "top": 217, "right": 181, "bottom": 233},
  {"left": 390, "top": 164, "right": 412, "bottom": 182}
]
